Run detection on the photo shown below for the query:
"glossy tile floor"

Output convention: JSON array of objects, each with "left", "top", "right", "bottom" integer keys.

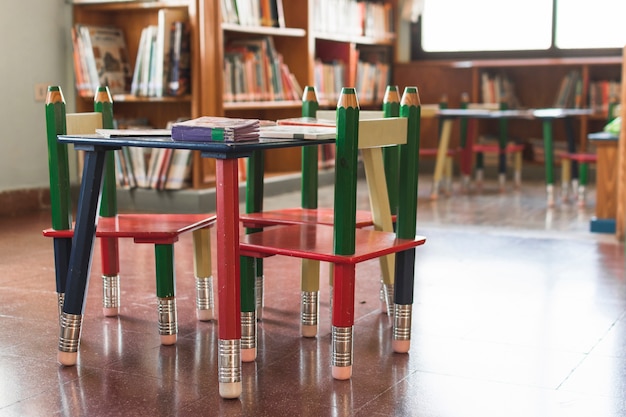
[{"left": 1, "top": 175, "right": 625, "bottom": 416}]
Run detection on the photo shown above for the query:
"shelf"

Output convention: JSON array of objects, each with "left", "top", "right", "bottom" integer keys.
[
  {"left": 224, "top": 100, "right": 302, "bottom": 111},
  {"left": 314, "top": 32, "right": 395, "bottom": 46},
  {"left": 69, "top": 0, "right": 191, "bottom": 11},
  {"left": 222, "top": 23, "right": 306, "bottom": 38},
  {"left": 451, "top": 56, "right": 622, "bottom": 69},
  {"left": 109, "top": 94, "right": 192, "bottom": 103}
]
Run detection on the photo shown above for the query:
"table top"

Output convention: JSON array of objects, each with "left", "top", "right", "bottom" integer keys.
[
  {"left": 436, "top": 107, "right": 594, "bottom": 120},
  {"left": 588, "top": 131, "right": 619, "bottom": 141},
  {"left": 58, "top": 134, "right": 334, "bottom": 159}
]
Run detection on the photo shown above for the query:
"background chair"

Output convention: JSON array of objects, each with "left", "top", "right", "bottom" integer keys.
[
  {"left": 559, "top": 98, "right": 620, "bottom": 205},
  {"left": 240, "top": 87, "right": 426, "bottom": 379},
  {"left": 420, "top": 95, "right": 459, "bottom": 199},
  {"left": 44, "top": 86, "right": 216, "bottom": 350}
]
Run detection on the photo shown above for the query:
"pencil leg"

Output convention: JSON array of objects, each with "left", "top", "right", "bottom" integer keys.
[
  {"left": 193, "top": 227, "right": 214, "bottom": 321},
  {"left": 301, "top": 259, "right": 320, "bottom": 337},
  {"left": 58, "top": 149, "right": 106, "bottom": 366},
  {"left": 331, "top": 263, "right": 356, "bottom": 380},
  {"left": 216, "top": 158, "right": 242, "bottom": 399},
  {"left": 393, "top": 248, "right": 416, "bottom": 354},
  {"left": 155, "top": 244, "right": 177, "bottom": 345},
  {"left": 99, "top": 237, "right": 121, "bottom": 317}
]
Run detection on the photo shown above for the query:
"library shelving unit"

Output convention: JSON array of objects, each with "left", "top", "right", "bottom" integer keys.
[
  {"left": 70, "top": 0, "right": 399, "bottom": 185},
  {"left": 394, "top": 57, "right": 622, "bottom": 159}
]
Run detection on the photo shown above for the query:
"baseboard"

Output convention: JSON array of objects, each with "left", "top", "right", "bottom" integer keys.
[{"left": 0, "top": 188, "right": 50, "bottom": 217}]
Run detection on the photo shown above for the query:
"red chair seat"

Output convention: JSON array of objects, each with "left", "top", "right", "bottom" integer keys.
[
  {"left": 241, "top": 224, "right": 425, "bottom": 264},
  {"left": 44, "top": 213, "right": 216, "bottom": 244},
  {"left": 559, "top": 152, "right": 597, "bottom": 163},
  {"left": 419, "top": 148, "right": 458, "bottom": 157},
  {"left": 472, "top": 143, "right": 525, "bottom": 153}
]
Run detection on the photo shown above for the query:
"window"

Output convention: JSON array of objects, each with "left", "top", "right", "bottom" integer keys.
[
  {"left": 556, "top": 0, "right": 626, "bottom": 49},
  {"left": 414, "top": 0, "right": 626, "bottom": 58}
]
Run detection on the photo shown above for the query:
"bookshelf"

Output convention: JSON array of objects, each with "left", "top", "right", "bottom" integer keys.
[
  {"left": 71, "top": 0, "right": 399, "bottom": 185},
  {"left": 394, "top": 57, "right": 622, "bottom": 163}
]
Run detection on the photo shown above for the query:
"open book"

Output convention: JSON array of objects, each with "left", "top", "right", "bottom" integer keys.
[{"left": 171, "top": 116, "right": 260, "bottom": 142}]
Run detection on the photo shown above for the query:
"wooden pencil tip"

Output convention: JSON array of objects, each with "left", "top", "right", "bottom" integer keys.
[
  {"left": 95, "top": 86, "right": 113, "bottom": 103},
  {"left": 46, "top": 86, "right": 64, "bottom": 105},
  {"left": 302, "top": 86, "right": 318, "bottom": 102},
  {"left": 383, "top": 85, "right": 400, "bottom": 103},
  {"left": 401, "top": 86, "right": 421, "bottom": 107},
  {"left": 338, "top": 88, "right": 359, "bottom": 108}
]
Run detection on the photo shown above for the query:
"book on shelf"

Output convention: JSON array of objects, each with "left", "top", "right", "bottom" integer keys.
[
  {"left": 130, "top": 17, "right": 190, "bottom": 98},
  {"left": 553, "top": 70, "right": 582, "bottom": 108},
  {"left": 171, "top": 116, "right": 260, "bottom": 142},
  {"left": 228, "top": 0, "right": 285, "bottom": 28},
  {"left": 72, "top": 24, "right": 133, "bottom": 96},
  {"left": 167, "top": 20, "right": 191, "bottom": 96},
  {"left": 259, "top": 125, "right": 336, "bottom": 140},
  {"left": 156, "top": 8, "right": 189, "bottom": 97},
  {"left": 313, "top": 0, "right": 393, "bottom": 38},
  {"left": 588, "top": 79, "right": 621, "bottom": 115},
  {"left": 164, "top": 149, "right": 193, "bottom": 190},
  {"left": 480, "top": 71, "right": 520, "bottom": 108},
  {"left": 223, "top": 36, "right": 300, "bottom": 102}
]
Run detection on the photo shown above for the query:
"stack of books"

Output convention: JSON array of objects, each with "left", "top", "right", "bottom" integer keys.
[{"left": 171, "top": 116, "right": 260, "bottom": 142}]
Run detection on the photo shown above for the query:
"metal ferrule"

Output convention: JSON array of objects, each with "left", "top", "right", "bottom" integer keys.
[
  {"left": 393, "top": 304, "right": 412, "bottom": 341},
  {"left": 57, "top": 293, "right": 65, "bottom": 323},
  {"left": 240, "top": 311, "right": 256, "bottom": 350},
  {"left": 102, "top": 274, "right": 120, "bottom": 310},
  {"left": 498, "top": 173, "right": 506, "bottom": 187},
  {"left": 195, "top": 275, "right": 214, "bottom": 312},
  {"left": 58, "top": 313, "right": 82, "bottom": 353},
  {"left": 383, "top": 284, "right": 394, "bottom": 317},
  {"left": 255, "top": 274, "right": 264, "bottom": 321},
  {"left": 546, "top": 184, "right": 554, "bottom": 206},
  {"left": 218, "top": 339, "right": 242, "bottom": 384},
  {"left": 301, "top": 291, "right": 319, "bottom": 327},
  {"left": 331, "top": 326, "right": 353, "bottom": 368},
  {"left": 158, "top": 298, "right": 178, "bottom": 336}
]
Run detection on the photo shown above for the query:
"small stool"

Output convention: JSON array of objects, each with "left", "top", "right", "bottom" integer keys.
[
  {"left": 560, "top": 152, "right": 597, "bottom": 206},
  {"left": 420, "top": 147, "right": 459, "bottom": 198},
  {"left": 472, "top": 142, "right": 525, "bottom": 189}
]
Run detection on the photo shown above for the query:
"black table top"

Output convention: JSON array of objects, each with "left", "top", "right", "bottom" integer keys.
[{"left": 58, "top": 134, "right": 334, "bottom": 159}]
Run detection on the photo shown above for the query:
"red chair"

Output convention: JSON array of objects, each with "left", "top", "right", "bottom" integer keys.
[
  {"left": 44, "top": 86, "right": 216, "bottom": 354},
  {"left": 240, "top": 86, "right": 402, "bottom": 347},
  {"left": 559, "top": 99, "right": 619, "bottom": 205},
  {"left": 240, "top": 87, "right": 426, "bottom": 379}
]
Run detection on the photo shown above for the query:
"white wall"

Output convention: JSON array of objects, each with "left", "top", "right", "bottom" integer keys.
[{"left": 0, "top": 0, "right": 73, "bottom": 192}]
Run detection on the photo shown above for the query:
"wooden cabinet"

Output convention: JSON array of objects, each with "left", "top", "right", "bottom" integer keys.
[
  {"left": 394, "top": 57, "right": 622, "bottom": 158},
  {"left": 71, "top": 0, "right": 398, "bottom": 185}
]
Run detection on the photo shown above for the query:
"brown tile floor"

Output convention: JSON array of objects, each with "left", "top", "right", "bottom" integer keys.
[{"left": 0, "top": 176, "right": 625, "bottom": 416}]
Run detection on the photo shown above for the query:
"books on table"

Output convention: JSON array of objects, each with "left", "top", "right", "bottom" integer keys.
[
  {"left": 171, "top": 116, "right": 260, "bottom": 142},
  {"left": 259, "top": 125, "right": 336, "bottom": 140}
]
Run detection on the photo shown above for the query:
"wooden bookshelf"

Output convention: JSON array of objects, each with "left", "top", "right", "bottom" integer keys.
[
  {"left": 71, "top": 0, "right": 399, "bottom": 185},
  {"left": 394, "top": 57, "right": 622, "bottom": 159}
]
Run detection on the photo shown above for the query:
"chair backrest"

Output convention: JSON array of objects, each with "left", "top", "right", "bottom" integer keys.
[
  {"left": 330, "top": 87, "right": 420, "bottom": 256},
  {"left": 45, "top": 85, "right": 116, "bottom": 230}
]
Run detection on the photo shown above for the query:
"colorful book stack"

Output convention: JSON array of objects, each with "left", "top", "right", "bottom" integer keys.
[{"left": 171, "top": 116, "right": 260, "bottom": 142}]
